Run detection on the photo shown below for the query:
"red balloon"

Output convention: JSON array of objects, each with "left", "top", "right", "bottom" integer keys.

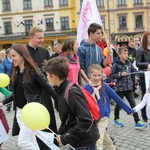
[{"left": 103, "top": 66, "right": 111, "bottom": 77}]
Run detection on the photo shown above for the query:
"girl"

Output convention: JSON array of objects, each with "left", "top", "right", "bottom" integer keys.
[
  {"left": 59, "top": 36, "right": 80, "bottom": 84},
  {"left": 0, "top": 44, "right": 58, "bottom": 150},
  {"left": 133, "top": 86, "right": 150, "bottom": 128},
  {"left": 84, "top": 64, "right": 134, "bottom": 150}
]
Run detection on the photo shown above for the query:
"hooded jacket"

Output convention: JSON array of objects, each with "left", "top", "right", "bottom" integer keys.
[{"left": 78, "top": 40, "right": 104, "bottom": 77}]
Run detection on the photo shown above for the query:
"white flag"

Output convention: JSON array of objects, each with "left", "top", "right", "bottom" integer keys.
[
  {"left": 77, "top": 0, "right": 103, "bottom": 44},
  {"left": 0, "top": 120, "right": 9, "bottom": 144},
  {"left": 144, "top": 71, "right": 150, "bottom": 91},
  {"left": 34, "top": 130, "right": 60, "bottom": 150}
]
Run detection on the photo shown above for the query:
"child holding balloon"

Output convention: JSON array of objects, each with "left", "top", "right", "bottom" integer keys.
[{"left": 0, "top": 44, "right": 58, "bottom": 150}]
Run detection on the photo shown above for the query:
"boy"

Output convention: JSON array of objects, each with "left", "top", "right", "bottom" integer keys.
[
  {"left": 110, "top": 47, "right": 147, "bottom": 129},
  {"left": 43, "top": 57, "right": 99, "bottom": 150},
  {"left": 78, "top": 23, "right": 112, "bottom": 84}
]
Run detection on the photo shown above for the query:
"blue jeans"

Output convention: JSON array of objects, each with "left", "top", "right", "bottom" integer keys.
[{"left": 69, "top": 144, "right": 97, "bottom": 150}]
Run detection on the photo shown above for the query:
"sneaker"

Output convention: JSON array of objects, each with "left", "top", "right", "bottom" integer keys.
[
  {"left": 135, "top": 121, "right": 147, "bottom": 129},
  {"left": 114, "top": 119, "right": 124, "bottom": 127}
]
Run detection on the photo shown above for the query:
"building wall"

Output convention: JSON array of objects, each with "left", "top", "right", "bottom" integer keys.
[{"left": 0, "top": 0, "right": 149, "bottom": 50}]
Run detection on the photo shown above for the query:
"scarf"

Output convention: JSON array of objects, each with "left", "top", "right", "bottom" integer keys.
[
  {"left": 59, "top": 52, "right": 78, "bottom": 63},
  {"left": 89, "top": 80, "right": 101, "bottom": 100}
]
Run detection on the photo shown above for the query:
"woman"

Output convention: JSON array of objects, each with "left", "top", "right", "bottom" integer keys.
[
  {"left": 0, "top": 44, "right": 58, "bottom": 150},
  {"left": 136, "top": 31, "right": 150, "bottom": 122},
  {"left": 59, "top": 36, "right": 80, "bottom": 84}
]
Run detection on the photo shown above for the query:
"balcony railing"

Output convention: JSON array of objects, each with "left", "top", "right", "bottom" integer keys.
[{"left": 0, "top": 28, "right": 77, "bottom": 40}]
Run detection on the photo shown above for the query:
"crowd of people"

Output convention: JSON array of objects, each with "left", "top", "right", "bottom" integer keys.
[{"left": 0, "top": 23, "right": 149, "bottom": 150}]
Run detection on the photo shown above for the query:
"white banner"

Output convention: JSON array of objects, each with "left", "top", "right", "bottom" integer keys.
[
  {"left": 0, "top": 120, "right": 9, "bottom": 144},
  {"left": 34, "top": 130, "right": 60, "bottom": 150},
  {"left": 77, "top": 0, "right": 103, "bottom": 44},
  {"left": 144, "top": 71, "right": 150, "bottom": 91}
]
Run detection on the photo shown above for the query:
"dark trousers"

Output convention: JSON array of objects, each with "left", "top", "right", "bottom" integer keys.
[
  {"left": 139, "top": 77, "right": 147, "bottom": 119},
  {"left": 37, "top": 89, "right": 58, "bottom": 150},
  {"left": 114, "top": 90, "right": 140, "bottom": 123}
]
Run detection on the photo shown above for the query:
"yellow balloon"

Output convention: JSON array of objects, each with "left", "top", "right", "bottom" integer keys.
[
  {"left": 0, "top": 73, "right": 10, "bottom": 88},
  {"left": 103, "top": 47, "right": 108, "bottom": 57},
  {"left": 21, "top": 102, "right": 50, "bottom": 130}
]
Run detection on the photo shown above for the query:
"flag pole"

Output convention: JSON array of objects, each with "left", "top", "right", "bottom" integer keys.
[{"left": 47, "top": 127, "right": 76, "bottom": 150}]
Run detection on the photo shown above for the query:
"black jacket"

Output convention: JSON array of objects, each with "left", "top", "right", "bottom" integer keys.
[
  {"left": 26, "top": 44, "right": 50, "bottom": 70},
  {"left": 56, "top": 79, "right": 99, "bottom": 147},
  {"left": 3, "top": 68, "right": 58, "bottom": 110},
  {"left": 136, "top": 46, "right": 150, "bottom": 70},
  {"left": 110, "top": 60, "right": 137, "bottom": 91}
]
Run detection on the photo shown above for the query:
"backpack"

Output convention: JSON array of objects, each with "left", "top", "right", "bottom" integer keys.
[{"left": 64, "top": 83, "right": 100, "bottom": 121}]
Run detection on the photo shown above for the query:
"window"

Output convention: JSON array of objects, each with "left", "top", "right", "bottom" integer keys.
[
  {"left": 119, "top": 16, "right": 127, "bottom": 29},
  {"left": 44, "top": 0, "right": 52, "bottom": 7},
  {"left": 134, "top": 0, "right": 142, "bottom": 4},
  {"left": 25, "top": 20, "right": 32, "bottom": 35},
  {"left": 60, "top": 0, "right": 68, "bottom": 5},
  {"left": 23, "top": 0, "right": 31, "bottom": 9},
  {"left": 118, "top": 0, "right": 126, "bottom": 5},
  {"left": 4, "top": 22, "right": 12, "bottom": 34},
  {"left": 101, "top": 18, "right": 105, "bottom": 29},
  {"left": 3, "top": 0, "right": 10, "bottom": 11},
  {"left": 61, "top": 17, "right": 69, "bottom": 30},
  {"left": 135, "top": 15, "right": 143, "bottom": 28},
  {"left": 96, "top": 0, "right": 104, "bottom": 7},
  {"left": 45, "top": 18, "right": 54, "bottom": 31}
]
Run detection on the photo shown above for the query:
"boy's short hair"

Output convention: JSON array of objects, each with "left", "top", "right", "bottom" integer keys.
[
  {"left": 29, "top": 26, "right": 43, "bottom": 37},
  {"left": 88, "top": 23, "right": 102, "bottom": 36},
  {"left": 118, "top": 47, "right": 128, "bottom": 54},
  {"left": 43, "top": 57, "right": 69, "bottom": 80}
]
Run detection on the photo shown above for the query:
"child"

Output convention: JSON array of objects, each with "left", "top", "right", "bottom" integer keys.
[
  {"left": 84, "top": 64, "right": 134, "bottom": 150},
  {"left": 110, "top": 47, "right": 147, "bottom": 129},
  {"left": 133, "top": 86, "right": 150, "bottom": 128},
  {"left": 43, "top": 57, "right": 99, "bottom": 150},
  {"left": 0, "top": 87, "right": 12, "bottom": 149}
]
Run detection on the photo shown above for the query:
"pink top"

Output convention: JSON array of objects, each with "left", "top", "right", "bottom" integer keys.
[{"left": 68, "top": 62, "right": 80, "bottom": 84}]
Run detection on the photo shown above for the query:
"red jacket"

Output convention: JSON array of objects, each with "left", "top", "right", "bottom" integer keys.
[
  {"left": 0, "top": 109, "right": 9, "bottom": 133},
  {"left": 96, "top": 40, "right": 112, "bottom": 65}
]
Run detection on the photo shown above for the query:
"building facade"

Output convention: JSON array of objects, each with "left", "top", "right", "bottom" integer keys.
[{"left": 0, "top": 0, "right": 150, "bottom": 50}]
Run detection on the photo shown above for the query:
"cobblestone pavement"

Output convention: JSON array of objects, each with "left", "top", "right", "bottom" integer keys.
[{"left": 1, "top": 89, "right": 150, "bottom": 150}]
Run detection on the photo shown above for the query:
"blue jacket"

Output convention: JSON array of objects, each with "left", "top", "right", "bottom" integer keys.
[
  {"left": 0, "top": 57, "right": 12, "bottom": 76},
  {"left": 84, "top": 83, "right": 134, "bottom": 118},
  {"left": 78, "top": 40, "right": 104, "bottom": 77}
]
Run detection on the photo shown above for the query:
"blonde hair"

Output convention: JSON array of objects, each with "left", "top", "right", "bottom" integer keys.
[{"left": 29, "top": 26, "right": 43, "bottom": 37}]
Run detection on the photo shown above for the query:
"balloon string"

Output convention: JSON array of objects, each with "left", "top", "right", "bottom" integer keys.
[{"left": 47, "top": 127, "right": 76, "bottom": 150}]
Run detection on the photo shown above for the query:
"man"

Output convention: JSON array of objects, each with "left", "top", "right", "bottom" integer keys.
[
  {"left": 134, "top": 37, "right": 140, "bottom": 50},
  {"left": 126, "top": 38, "right": 139, "bottom": 98},
  {"left": 50, "top": 43, "right": 62, "bottom": 58},
  {"left": 78, "top": 23, "right": 112, "bottom": 84},
  {"left": 27, "top": 26, "right": 58, "bottom": 149}
]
